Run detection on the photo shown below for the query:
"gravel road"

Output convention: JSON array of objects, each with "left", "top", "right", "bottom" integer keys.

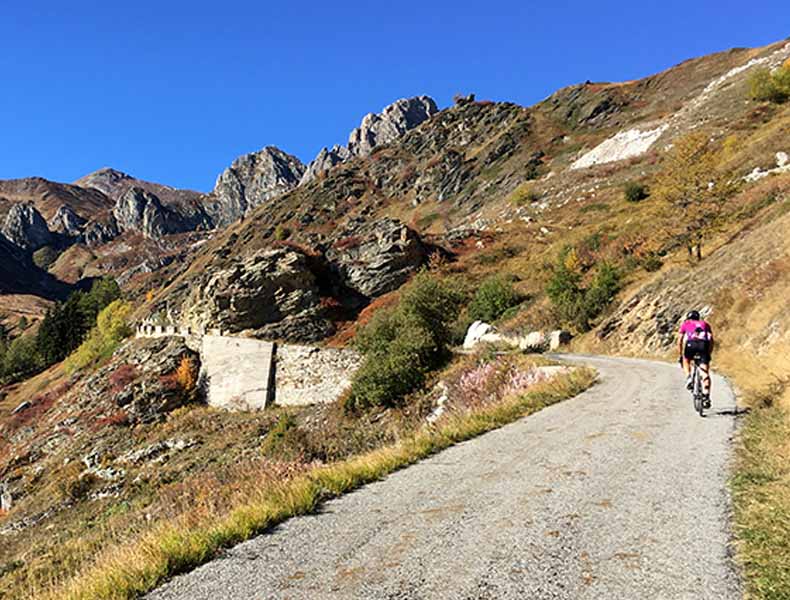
[{"left": 147, "top": 355, "right": 742, "bottom": 600}]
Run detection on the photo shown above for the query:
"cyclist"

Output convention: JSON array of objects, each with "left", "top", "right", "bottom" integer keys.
[{"left": 678, "top": 310, "right": 714, "bottom": 407}]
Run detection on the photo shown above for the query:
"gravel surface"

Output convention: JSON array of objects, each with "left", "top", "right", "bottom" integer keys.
[{"left": 147, "top": 355, "right": 741, "bottom": 600}]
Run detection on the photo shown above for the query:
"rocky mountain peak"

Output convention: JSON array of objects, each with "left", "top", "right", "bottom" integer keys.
[
  {"left": 210, "top": 146, "right": 305, "bottom": 227},
  {"left": 1, "top": 202, "right": 54, "bottom": 251},
  {"left": 75, "top": 167, "right": 134, "bottom": 196},
  {"left": 348, "top": 95, "right": 439, "bottom": 158},
  {"left": 301, "top": 96, "right": 439, "bottom": 184}
]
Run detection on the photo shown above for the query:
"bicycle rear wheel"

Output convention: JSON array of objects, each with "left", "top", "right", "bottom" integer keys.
[{"left": 693, "top": 366, "right": 704, "bottom": 417}]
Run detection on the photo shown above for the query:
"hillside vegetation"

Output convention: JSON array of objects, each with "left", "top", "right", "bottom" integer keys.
[{"left": 0, "top": 38, "right": 789, "bottom": 599}]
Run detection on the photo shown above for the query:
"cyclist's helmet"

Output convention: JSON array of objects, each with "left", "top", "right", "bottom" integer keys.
[{"left": 686, "top": 310, "right": 701, "bottom": 321}]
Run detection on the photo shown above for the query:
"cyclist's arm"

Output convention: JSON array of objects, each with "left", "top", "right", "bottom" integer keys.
[{"left": 677, "top": 331, "right": 685, "bottom": 357}]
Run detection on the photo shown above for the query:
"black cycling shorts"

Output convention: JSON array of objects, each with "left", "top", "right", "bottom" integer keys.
[{"left": 684, "top": 340, "right": 711, "bottom": 364}]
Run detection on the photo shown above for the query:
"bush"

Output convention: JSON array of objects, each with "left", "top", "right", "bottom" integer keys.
[
  {"left": 274, "top": 225, "right": 291, "bottom": 240},
  {"left": 546, "top": 249, "right": 621, "bottom": 332},
  {"left": 641, "top": 252, "right": 663, "bottom": 272},
  {"left": 32, "top": 246, "right": 59, "bottom": 270},
  {"left": 65, "top": 300, "right": 133, "bottom": 374},
  {"left": 347, "top": 271, "right": 464, "bottom": 411},
  {"left": 260, "top": 413, "right": 306, "bottom": 460},
  {"left": 2, "top": 335, "right": 43, "bottom": 379},
  {"left": 467, "top": 275, "right": 521, "bottom": 323},
  {"left": 623, "top": 181, "right": 649, "bottom": 203},
  {"left": 748, "top": 66, "right": 790, "bottom": 103}
]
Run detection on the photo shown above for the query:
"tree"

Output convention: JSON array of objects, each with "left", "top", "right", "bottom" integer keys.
[
  {"left": 2, "top": 335, "right": 42, "bottom": 379},
  {"left": 652, "top": 132, "right": 739, "bottom": 261}
]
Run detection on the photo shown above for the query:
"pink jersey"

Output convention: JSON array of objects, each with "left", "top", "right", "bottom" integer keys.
[{"left": 679, "top": 319, "right": 713, "bottom": 342}]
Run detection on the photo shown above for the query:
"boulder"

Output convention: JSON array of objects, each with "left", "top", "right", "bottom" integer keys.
[
  {"left": 210, "top": 146, "right": 305, "bottom": 227},
  {"left": 519, "top": 331, "right": 548, "bottom": 352},
  {"left": 184, "top": 247, "right": 332, "bottom": 342},
  {"left": 1, "top": 203, "right": 54, "bottom": 251},
  {"left": 325, "top": 218, "right": 428, "bottom": 298},
  {"left": 463, "top": 321, "right": 494, "bottom": 349},
  {"left": 549, "top": 330, "right": 572, "bottom": 351}
]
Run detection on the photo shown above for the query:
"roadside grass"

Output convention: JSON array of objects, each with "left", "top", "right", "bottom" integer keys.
[
  {"left": 43, "top": 365, "right": 595, "bottom": 600},
  {"left": 732, "top": 383, "right": 790, "bottom": 600}
]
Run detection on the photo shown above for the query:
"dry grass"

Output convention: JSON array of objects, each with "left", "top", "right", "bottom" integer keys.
[
  {"left": 36, "top": 367, "right": 594, "bottom": 600},
  {"left": 732, "top": 383, "right": 790, "bottom": 600}
]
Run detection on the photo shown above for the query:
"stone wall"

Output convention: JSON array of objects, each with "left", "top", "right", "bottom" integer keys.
[
  {"left": 274, "top": 344, "right": 362, "bottom": 406},
  {"left": 200, "top": 335, "right": 274, "bottom": 410}
]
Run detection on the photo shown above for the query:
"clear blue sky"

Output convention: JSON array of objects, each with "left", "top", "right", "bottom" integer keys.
[{"left": 1, "top": 2, "right": 787, "bottom": 192}]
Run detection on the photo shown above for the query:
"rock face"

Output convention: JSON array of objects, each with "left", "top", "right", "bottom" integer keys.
[
  {"left": 1, "top": 203, "right": 54, "bottom": 251},
  {"left": 348, "top": 96, "right": 438, "bottom": 157},
  {"left": 301, "top": 96, "right": 438, "bottom": 184},
  {"left": 185, "top": 247, "right": 332, "bottom": 342},
  {"left": 299, "top": 145, "right": 350, "bottom": 184},
  {"left": 81, "top": 216, "right": 120, "bottom": 247},
  {"left": 113, "top": 187, "right": 188, "bottom": 238},
  {"left": 211, "top": 147, "right": 305, "bottom": 227},
  {"left": 325, "top": 218, "right": 428, "bottom": 298},
  {"left": 48, "top": 205, "right": 86, "bottom": 237}
]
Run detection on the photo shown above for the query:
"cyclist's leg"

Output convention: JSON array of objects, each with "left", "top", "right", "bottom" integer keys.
[
  {"left": 699, "top": 361, "right": 711, "bottom": 394},
  {"left": 681, "top": 355, "right": 691, "bottom": 376}
]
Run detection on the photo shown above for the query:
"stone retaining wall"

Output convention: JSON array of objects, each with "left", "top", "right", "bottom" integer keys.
[
  {"left": 200, "top": 336, "right": 274, "bottom": 410},
  {"left": 274, "top": 344, "right": 362, "bottom": 406}
]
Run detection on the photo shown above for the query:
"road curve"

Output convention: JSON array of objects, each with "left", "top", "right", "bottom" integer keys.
[{"left": 147, "top": 355, "right": 741, "bottom": 600}]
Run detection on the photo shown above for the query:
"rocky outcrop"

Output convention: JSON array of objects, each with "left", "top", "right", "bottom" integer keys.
[
  {"left": 1, "top": 203, "right": 54, "bottom": 251},
  {"left": 48, "top": 205, "right": 86, "bottom": 237},
  {"left": 348, "top": 96, "right": 438, "bottom": 157},
  {"left": 113, "top": 187, "right": 189, "bottom": 238},
  {"left": 301, "top": 96, "right": 438, "bottom": 184},
  {"left": 184, "top": 247, "right": 332, "bottom": 342},
  {"left": 299, "top": 145, "right": 350, "bottom": 184},
  {"left": 81, "top": 216, "right": 120, "bottom": 247},
  {"left": 325, "top": 218, "right": 428, "bottom": 298},
  {"left": 210, "top": 147, "right": 305, "bottom": 227}
]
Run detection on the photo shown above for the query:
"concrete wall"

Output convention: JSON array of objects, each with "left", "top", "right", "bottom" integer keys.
[
  {"left": 200, "top": 335, "right": 274, "bottom": 411},
  {"left": 274, "top": 344, "right": 362, "bottom": 406}
]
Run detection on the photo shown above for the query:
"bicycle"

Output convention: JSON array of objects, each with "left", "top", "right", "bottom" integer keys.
[{"left": 689, "top": 354, "right": 707, "bottom": 417}]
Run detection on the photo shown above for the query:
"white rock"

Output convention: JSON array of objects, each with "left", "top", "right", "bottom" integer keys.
[
  {"left": 463, "top": 321, "right": 495, "bottom": 349},
  {"left": 571, "top": 124, "right": 668, "bottom": 170},
  {"left": 549, "top": 330, "right": 572, "bottom": 351},
  {"left": 520, "top": 331, "right": 547, "bottom": 352}
]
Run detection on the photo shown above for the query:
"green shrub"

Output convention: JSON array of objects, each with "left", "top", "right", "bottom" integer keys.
[
  {"left": 347, "top": 271, "right": 464, "bottom": 411},
  {"left": 623, "top": 181, "right": 649, "bottom": 203},
  {"left": 509, "top": 185, "right": 541, "bottom": 207},
  {"left": 546, "top": 249, "right": 621, "bottom": 332},
  {"left": 641, "top": 252, "right": 663, "bottom": 272},
  {"left": 260, "top": 413, "right": 305, "bottom": 460},
  {"left": 32, "top": 246, "right": 60, "bottom": 270},
  {"left": 274, "top": 225, "right": 291, "bottom": 240},
  {"left": 2, "top": 334, "right": 43, "bottom": 379},
  {"left": 467, "top": 274, "right": 521, "bottom": 323},
  {"left": 65, "top": 300, "right": 133, "bottom": 374},
  {"left": 748, "top": 66, "right": 790, "bottom": 103}
]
